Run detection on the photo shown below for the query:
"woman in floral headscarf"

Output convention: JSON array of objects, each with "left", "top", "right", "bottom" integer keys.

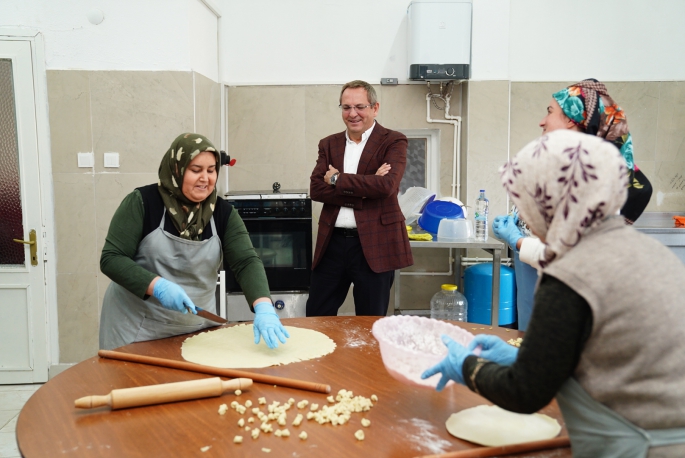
[
  {"left": 99, "top": 133, "right": 289, "bottom": 351},
  {"left": 422, "top": 130, "right": 685, "bottom": 457},
  {"left": 493, "top": 79, "right": 653, "bottom": 329},
  {"left": 547, "top": 79, "right": 652, "bottom": 222}
]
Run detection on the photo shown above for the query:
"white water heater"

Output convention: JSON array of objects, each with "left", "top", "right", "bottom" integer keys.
[{"left": 407, "top": 0, "right": 472, "bottom": 80}]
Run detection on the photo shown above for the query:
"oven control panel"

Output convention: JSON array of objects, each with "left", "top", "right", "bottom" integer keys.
[{"left": 226, "top": 198, "right": 312, "bottom": 219}]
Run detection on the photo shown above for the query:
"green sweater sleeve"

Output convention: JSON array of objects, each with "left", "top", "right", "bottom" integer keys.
[
  {"left": 100, "top": 190, "right": 158, "bottom": 298},
  {"left": 222, "top": 210, "right": 271, "bottom": 311}
]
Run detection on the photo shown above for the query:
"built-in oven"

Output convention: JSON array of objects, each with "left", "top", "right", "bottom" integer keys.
[{"left": 221, "top": 186, "right": 312, "bottom": 321}]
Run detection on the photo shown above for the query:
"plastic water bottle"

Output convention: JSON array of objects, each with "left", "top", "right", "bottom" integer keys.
[
  {"left": 474, "top": 189, "right": 489, "bottom": 241},
  {"left": 430, "top": 284, "right": 468, "bottom": 321}
]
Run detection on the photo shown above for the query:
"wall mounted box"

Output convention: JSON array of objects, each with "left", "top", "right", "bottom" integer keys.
[
  {"left": 381, "top": 78, "right": 399, "bottom": 85},
  {"left": 407, "top": 0, "right": 472, "bottom": 81}
]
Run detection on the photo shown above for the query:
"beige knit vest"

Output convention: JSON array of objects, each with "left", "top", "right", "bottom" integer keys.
[{"left": 545, "top": 217, "right": 685, "bottom": 430}]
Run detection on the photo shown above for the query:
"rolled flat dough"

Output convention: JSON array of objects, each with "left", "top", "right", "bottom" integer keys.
[
  {"left": 181, "top": 324, "right": 336, "bottom": 369},
  {"left": 445, "top": 405, "right": 561, "bottom": 447}
]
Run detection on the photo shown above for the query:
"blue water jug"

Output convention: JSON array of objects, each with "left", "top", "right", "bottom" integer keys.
[{"left": 463, "top": 263, "right": 516, "bottom": 326}]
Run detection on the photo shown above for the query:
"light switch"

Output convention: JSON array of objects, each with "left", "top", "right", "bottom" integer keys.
[
  {"left": 104, "top": 152, "right": 120, "bottom": 168},
  {"left": 77, "top": 152, "right": 94, "bottom": 168}
]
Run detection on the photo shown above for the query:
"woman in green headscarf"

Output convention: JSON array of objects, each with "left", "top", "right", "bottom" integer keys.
[{"left": 99, "top": 133, "right": 289, "bottom": 350}]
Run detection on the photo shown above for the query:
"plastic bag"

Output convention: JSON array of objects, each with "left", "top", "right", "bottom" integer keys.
[{"left": 399, "top": 187, "right": 435, "bottom": 223}]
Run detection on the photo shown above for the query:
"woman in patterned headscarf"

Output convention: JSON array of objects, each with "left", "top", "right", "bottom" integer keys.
[
  {"left": 547, "top": 79, "right": 652, "bottom": 222},
  {"left": 99, "top": 133, "right": 289, "bottom": 350},
  {"left": 423, "top": 130, "right": 685, "bottom": 457},
  {"left": 493, "top": 79, "right": 653, "bottom": 329}
]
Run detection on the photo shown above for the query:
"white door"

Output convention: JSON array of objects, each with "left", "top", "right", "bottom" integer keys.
[{"left": 0, "top": 40, "right": 48, "bottom": 383}]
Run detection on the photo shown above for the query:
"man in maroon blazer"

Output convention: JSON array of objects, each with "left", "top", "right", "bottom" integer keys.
[{"left": 306, "top": 80, "right": 413, "bottom": 316}]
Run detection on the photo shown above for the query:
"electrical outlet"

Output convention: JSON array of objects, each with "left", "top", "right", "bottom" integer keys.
[
  {"left": 104, "top": 152, "right": 120, "bottom": 168},
  {"left": 380, "top": 78, "right": 398, "bottom": 85},
  {"left": 77, "top": 152, "right": 94, "bottom": 168}
]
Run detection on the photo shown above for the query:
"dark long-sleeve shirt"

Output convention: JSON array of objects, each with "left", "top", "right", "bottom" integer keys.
[
  {"left": 100, "top": 184, "right": 270, "bottom": 309},
  {"left": 463, "top": 274, "right": 593, "bottom": 413}
]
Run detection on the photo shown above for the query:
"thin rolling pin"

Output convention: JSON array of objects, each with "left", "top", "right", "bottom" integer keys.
[
  {"left": 98, "top": 350, "right": 331, "bottom": 394},
  {"left": 417, "top": 436, "right": 571, "bottom": 458},
  {"left": 75, "top": 377, "right": 251, "bottom": 410}
]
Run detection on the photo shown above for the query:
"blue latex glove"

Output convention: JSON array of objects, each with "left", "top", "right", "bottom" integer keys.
[
  {"left": 152, "top": 278, "right": 197, "bottom": 314},
  {"left": 492, "top": 214, "right": 524, "bottom": 250},
  {"left": 420, "top": 335, "right": 471, "bottom": 390},
  {"left": 253, "top": 302, "right": 290, "bottom": 349},
  {"left": 467, "top": 334, "right": 518, "bottom": 366}
]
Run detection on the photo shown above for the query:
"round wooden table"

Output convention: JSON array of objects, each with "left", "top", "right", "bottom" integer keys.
[{"left": 17, "top": 317, "right": 570, "bottom": 457}]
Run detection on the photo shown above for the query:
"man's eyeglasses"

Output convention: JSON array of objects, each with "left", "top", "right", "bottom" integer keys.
[{"left": 339, "top": 104, "right": 373, "bottom": 112}]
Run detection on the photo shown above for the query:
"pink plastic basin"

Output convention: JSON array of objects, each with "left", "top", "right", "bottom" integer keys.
[{"left": 371, "top": 315, "right": 478, "bottom": 389}]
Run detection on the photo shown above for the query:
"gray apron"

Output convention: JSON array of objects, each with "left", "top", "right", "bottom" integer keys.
[
  {"left": 556, "top": 378, "right": 685, "bottom": 457},
  {"left": 100, "top": 210, "right": 222, "bottom": 350}
]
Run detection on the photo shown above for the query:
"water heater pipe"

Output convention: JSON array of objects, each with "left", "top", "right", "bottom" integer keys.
[
  {"left": 399, "top": 83, "right": 465, "bottom": 281},
  {"left": 425, "top": 82, "right": 463, "bottom": 201},
  {"left": 461, "top": 257, "right": 513, "bottom": 267}
]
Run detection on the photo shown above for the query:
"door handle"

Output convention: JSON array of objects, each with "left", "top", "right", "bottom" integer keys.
[{"left": 12, "top": 229, "right": 38, "bottom": 266}]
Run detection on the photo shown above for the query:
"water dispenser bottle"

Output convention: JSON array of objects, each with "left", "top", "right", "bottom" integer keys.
[{"left": 430, "top": 284, "right": 468, "bottom": 321}]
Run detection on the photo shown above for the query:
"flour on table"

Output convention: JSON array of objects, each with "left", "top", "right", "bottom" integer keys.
[
  {"left": 181, "top": 324, "right": 336, "bottom": 368},
  {"left": 396, "top": 418, "right": 452, "bottom": 455},
  {"left": 445, "top": 405, "right": 561, "bottom": 447}
]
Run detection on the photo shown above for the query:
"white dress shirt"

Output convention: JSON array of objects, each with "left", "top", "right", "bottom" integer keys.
[{"left": 334, "top": 122, "right": 376, "bottom": 229}]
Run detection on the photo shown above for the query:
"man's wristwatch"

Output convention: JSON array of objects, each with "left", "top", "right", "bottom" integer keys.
[{"left": 330, "top": 172, "right": 340, "bottom": 186}]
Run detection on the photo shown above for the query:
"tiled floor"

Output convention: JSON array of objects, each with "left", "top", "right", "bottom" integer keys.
[{"left": 0, "top": 384, "right": 42, "bottom": 458}]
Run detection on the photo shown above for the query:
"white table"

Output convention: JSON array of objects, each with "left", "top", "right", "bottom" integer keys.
[{"left": 394, "top": 238, "right": 506, "bottom": 325}]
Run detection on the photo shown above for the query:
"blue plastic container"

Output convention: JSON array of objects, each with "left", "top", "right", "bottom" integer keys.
[
  {"left": 418, "top": 201, "right": 464, "bottom": 234},
  {"left": 464, "top": 263, "right": 517, "bottom": 326}
]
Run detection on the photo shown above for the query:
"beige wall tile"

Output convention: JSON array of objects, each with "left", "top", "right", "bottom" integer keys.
[
  {"left": 651, "top": 160, "right": 685, "bottom": 211},
  {"left": 52, "top": 173, "right": 98, "bottom": 274},
  {"left": 656, "top": 82, "right": 685, "bottom": 163},
  {"left": 226, "top": 86, "right": 306, "bottom": 191},
  {"left": 194, "top": 71, "right": 221, "bottom": 144},
  {"left": 465, "top": 81, "right": 511, "bottom": 229},
  {"left": 90, "top": 71, "right": 195, "bottom": 174},
  {"left": 46, "top": 70, "right": 93, "bottom": 174},
  {"left": 304, "top": 85, "right": 344, "bottom": 172},
  {"left": 654, "top": 82, "right": 685, "bottom": 210},
  {"left": 605, "top": 82, "right": 659, "bottom": 164},
  {"left": 466, "top": 81, "right": 510, "bottom": 164},
  {"left": 56, "top": 273, "right": 100, "bottom": 363},
  {"left": 510, "top": 82, "right": 573, "bottom": 155}
]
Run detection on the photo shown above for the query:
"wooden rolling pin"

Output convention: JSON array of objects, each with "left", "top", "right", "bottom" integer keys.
[
  {"left": 98, "top": 350, "right": 331, "bottom": 394},
  {"left": 75, "top": 377, "right": 252, "bottom": 410},
  {"left": 417, "top": 436, "right": 571, "bottom": 458}
]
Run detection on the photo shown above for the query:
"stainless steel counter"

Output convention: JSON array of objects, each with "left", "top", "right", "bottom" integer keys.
[
  {"left": 633, "top": 212, "right": 685, "bottom": 264},
  {"left": 394, "top": 238, "right": 506, "bottom": 325}
]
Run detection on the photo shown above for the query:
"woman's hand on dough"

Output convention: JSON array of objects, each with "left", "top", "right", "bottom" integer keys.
[
  {"left": 421, "top": 335, "right": 471, "bottom": 390},
  {"left": 253, "top": 302, "right": 290, "bottom": 349}
]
